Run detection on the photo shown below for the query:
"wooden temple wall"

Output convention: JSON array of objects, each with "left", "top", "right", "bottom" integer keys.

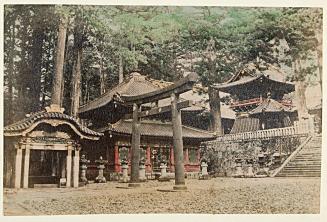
[{"left": 81, "top": 135, "right": 202, "bottom": 181}]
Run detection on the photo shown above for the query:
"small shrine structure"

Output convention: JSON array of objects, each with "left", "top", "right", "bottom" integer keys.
[{"left": 4, "top": 104, "right": 102, "bottom": 188}]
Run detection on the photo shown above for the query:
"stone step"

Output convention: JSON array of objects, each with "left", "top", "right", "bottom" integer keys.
[
  {"left": 33, "top": 184, "right": 58, "bottom": 188},
  {"left": 288, "top": 159, "right": 320, "bottom": 162},
  {"left": 278, "top": 173, "right": 321, "bottom": 176},
  {"left": 286, "top": 165, "right": 321, "bottom": 167},
  {"left": 292, "top": 157, "right": 321, "bottom": 160},
  {"left": 277, "top": 174, "right": 321, "bottom": 177},
  {"left": 284, "top": 164, "right": 321, "bottom": 167},
  {"left": 275, "top": 135, "right": 322, "bottom": 178},
  {"left": 282, "top": 169, "right": 321, "bottom": 172}
]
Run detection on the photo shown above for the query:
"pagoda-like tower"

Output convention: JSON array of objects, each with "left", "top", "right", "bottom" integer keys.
[{"left": 212, "top": 63, "right": 296, "bottom": 133}]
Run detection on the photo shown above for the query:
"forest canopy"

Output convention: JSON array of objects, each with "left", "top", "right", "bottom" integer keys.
[{"left": 3, "top": 5, "right": 322, "bottom": 125}]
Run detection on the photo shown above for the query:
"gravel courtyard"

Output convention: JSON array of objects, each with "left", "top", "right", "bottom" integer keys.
[{"left": 3, "top": 177, "right": 320, "bottom": 215}]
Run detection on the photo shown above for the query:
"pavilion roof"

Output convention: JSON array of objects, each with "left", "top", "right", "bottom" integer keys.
[
  {"left": 79, "top": 72, "right": 235, "bottom": 120},
  {"left": 4, "top": 106, "right": 103, "bottom": 140},
  {"left": 212, "top": 63, "right": 295, "bottom": 94},
  {"left": 98, "top": 119, "right": 215, "bottom": 140},
  {"left": 249, "top": 98, "right": 295, "bottom": 115},
  {"left": 79, "top": 72, "right": 159, "bottom": 115}
]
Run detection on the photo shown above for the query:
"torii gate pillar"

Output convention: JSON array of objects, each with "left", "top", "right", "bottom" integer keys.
[{"left": 171, "top": 93, "right": 187, "bottom": 190}]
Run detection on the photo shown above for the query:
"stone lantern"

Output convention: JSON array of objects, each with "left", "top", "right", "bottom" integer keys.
[
  {"left": 199, "top": 159, "right": 209, "bottom": 180},
  {"left": 95, "top": 156, "right": 108, "bottom": 183},
  {"left": 80, "top": 154, "right": 90, "bottom": 185},
  {"left": 272, "top": 152, "right": 282, "bottom": 166},
  {"left": 120, "top": 158, "right": 129, "bottom": 183},
  {"left": 139, "top": 158, "right": 147, "bottom": 182},
  {"left": 256, "top": 152, "right": 269, "bottom": 177},
  {"left": 233, "top": 157, "right": 244, "bottom": 178},
  {"left": 245, "top": 158, "right": 255, "bottom": 178},
  {"left": 158, "top": 157, "right": 170, "bottom": 182}
]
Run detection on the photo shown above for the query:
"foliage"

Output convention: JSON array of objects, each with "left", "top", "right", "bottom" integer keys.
[{"left": 3, "top": 6, "right": 322, "bottom": 124}]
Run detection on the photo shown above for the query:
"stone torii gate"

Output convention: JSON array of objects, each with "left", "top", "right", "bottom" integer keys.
[{"left": 122, "top": 73, "right": 198, "bottom": 190}]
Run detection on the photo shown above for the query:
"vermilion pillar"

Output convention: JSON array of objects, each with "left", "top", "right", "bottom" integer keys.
[
  {"left": 184, "top": 148, "right": 189, "bottom": 172},
  {"left": 146, "top": 146, "right": 151, "bottom": 173},
  {"left": 169, "top": 146, "right": 175, "bottom": 172},
  {"left": 114, "top": 145, "right": 120, "bottom": 173}
]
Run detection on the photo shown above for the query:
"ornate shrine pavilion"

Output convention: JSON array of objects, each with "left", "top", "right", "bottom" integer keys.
[
  {"left": 4, "top": 104, "right": 102, "bottom": 188},
  {"left": 78, "top": 72, "right": 234, "bottom": 179},
  {"left": 212, "top": 63, "right": 296, "bottom": 133}
]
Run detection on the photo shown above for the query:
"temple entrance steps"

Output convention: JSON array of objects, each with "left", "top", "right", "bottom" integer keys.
[{"left": 275, "top": 135, "right": 321, "bottom": 177}]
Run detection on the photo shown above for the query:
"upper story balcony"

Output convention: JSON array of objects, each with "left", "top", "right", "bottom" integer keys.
[{"left": 230, "top": 97, "right": 293, "bottom": 110}]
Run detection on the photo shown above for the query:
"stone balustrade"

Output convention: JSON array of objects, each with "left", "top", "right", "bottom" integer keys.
[{"left": 206, "top": 118, "right": 314, "bottom": 145}]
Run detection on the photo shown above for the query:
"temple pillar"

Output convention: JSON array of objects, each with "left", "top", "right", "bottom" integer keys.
[
  {"left": 14, "top": 146, "right": 23, "bottom": 189},
  {"left": 197, "top": 148, "right": 201, "bottom": 164},
  {"left": 66, "top": 148, "right": 72, "bottom": 187},
  {"left": 130, "top": 103, "right": 141, "bottom": 184},
  {"left": 73, "top": 149, "right": 80, "bottom": 188},
  {"left": 169, "top": 146, "right": 175, "bottom": 172},
  {"left": 23, "top": 146, "right": 30, "bottom": 188},
  {"left": 171, "top": 93, "right": 186, "bottom": 190},
  {"left": 114, "top": 145, "right": 120, "bottom": 173},
  {"left": 184, "top": 148, "right": 189, "bottom": 172},
  {"left": 146, "top": 146, "right": 151, "bottom": 173}
]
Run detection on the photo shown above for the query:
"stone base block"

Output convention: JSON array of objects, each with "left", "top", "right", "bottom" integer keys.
[
  {"left": 199, "top": 174, "right": 210, "bottom": 180},
  {"left": 173, "top": 185, "right": 187, "bottom": 191},
  {"left": 158, "top": 177, "right": 170, "bottom": 182},
  {"left": 128, "top": 183, "right": 141, "bottom": 188}
]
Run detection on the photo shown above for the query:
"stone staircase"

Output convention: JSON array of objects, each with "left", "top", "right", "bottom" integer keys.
[{"left": 276, "top": 135, "right": 322, "bottom": 177}]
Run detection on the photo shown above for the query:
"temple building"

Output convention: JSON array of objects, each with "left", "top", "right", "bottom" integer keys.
[
  {"left": 212, "top": 63, "right": 296, "bottom": 133},
  {"left": 3, "top": 105, "right": 102, "bottom": 188},
  {"left": 78, "top": 72, "right": 233, "bottom": 179}
]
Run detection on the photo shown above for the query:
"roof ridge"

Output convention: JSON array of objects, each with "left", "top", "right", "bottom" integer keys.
[{"left": 79, "top": 75, "right": 134, "bottom": 108}]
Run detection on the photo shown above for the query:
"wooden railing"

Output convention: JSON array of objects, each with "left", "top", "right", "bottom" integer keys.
[
  {"left": 230, "top": 97, "right": 293, "bottom": 109},
  {"left": 206, "top": 118, "right": 315, "bottom": 145}
]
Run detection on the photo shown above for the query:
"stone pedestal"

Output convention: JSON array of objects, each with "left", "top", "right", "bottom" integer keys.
[
  {"left": 233, "top": 158, "right": 244, "bottom": 178},
  {"left": 79, "top": 155, "right": 90, "bottom": 184},
  {"left": 159, "top": 162, "right": 170, "bottom": 182},
  {"left": 199, "top": 161, "right": 209, "bottom": 180},
  {"left": 245, "top": 159, "right": 255, "bottom": 178},
  {"left": 95, "top": 156, "right": 107, "bottom": 183},
  {"left": 120, "top": 163, "right": 129, "bottom": 183},
  {"left": 139, "top": 163, "right": 146, "bottom": 182},
  {"left": 246, "top": 165, "right": 255, "bottom": 178},
  {"left": 96, "top": 165, "right": 106, "bottom": 183},
  {"left": 80, "top": 165, "right": 88, "bottom": 183}
]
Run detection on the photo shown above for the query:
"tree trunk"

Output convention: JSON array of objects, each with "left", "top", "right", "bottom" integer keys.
[
  {"left": 294, "top": 59, "right": 308, "bottom": 119},
  {"left": 315, "top": 30, "right": 322, "bottom": 95},
  {"left": 5, "top": 18, "right": 15, "bottom": 125},
  {"left": 208, "top": 86, "right": 223, "bottom": 135},
  {"left": 30, "top": 28, "right": 44, "bottom": 112},
  {"left": 51, "top": 15, "right": 68, "bottom": 106},
  {"left": 70, "top": 47, "right": 82, "bottom": 117},
  {"left": 99, "top": 56, "right": 105, "bottom": 95},
  {"left": 118, "top": 52, "right": 124, "bottom": 84}
]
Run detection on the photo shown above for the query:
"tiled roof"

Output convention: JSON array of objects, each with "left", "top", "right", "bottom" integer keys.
[
  {"left": 230, "top": 117, "right": 260, "bottom": 134},
  {"left": 79, "top": 72, "right": 160, "bottom": 114},
  {"left": 98, "top": 119, "right": 215, "bottom": 140},
  {"left": 4, "top": 109, "right": 103, "bottom": 139},
  {"left": 79, "top": 72, "right": 236, "bottom": 120},
  {"left": 249, "top": 99, "right": 294, "bottom": 115},
  {"left": 214, "top": 62, "right": 295, "bottom": 93}
]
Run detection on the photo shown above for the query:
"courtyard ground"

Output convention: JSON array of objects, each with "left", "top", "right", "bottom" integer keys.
[{"left": 3, "top": 177, "right": 320, "bottom": 215}]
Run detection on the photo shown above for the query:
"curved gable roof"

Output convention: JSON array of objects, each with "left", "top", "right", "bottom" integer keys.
[
  {"left": 4, "top": 105, "right": 103, "bottom": 140},
  {"left": 78, "top": 72, "right": 160, "bottom": 114}
]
